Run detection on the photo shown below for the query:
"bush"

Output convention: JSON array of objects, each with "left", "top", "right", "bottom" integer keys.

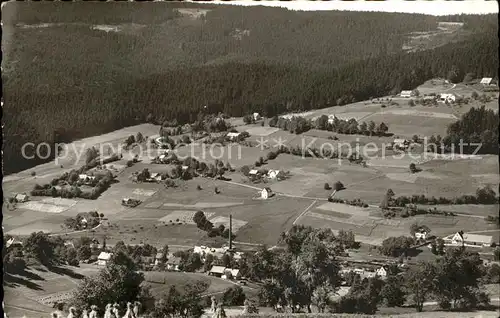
[
  {"left": 333, "top": 181, "right": 345, "bottom": 191},
  {"left": 223, "top": 286, "right": 246, "bottom": 306},
  {"left": 31, "top": 171, "right": 36, "bottom": 176},
  {"left": 324, "top": 183, "right": 331, "bottom": 190}
]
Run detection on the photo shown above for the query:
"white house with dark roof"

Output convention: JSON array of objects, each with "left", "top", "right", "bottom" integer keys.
[
  {"left": 480, "top": 77, "right": 493, "bottom": 85},
  {"left": 97, "top": 252, "right": 112, "bottom": 266},
  {"left": 209, "top": 266, "right": 227, "bottom": 278},
  {"left": 438, "top": 93, "right": 456, "bottom": 103},
  {"left": 400, "top": 90, "right": 414, "bottom": 98},
  {"left": 227, "top": 132, "right": 241, "bottom": 141},
  {"left": 267, "top": 169, "right": 281, "bottom": 179},
  {"left": 376, "top": 266, "right": 388, "bottom": 278},
  {"left": 261, "top": 187, "right": 274, "bottom": 199}
]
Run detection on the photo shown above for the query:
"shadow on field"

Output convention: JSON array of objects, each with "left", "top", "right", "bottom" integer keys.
[
  {"left": 47, "top": 265, "right": 85, "bottom": 280},
  {"left": 4, "top": 273, "right": 44, "bottom": 290}
]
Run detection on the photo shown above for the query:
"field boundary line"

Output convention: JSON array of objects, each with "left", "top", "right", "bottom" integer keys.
[{"left": 292, "top": 200, "right": 317, "bottom": 225}]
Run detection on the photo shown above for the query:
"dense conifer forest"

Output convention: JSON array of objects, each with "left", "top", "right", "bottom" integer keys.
[{"left": 2, "top": 2, "right": 498, "bottom": 173}]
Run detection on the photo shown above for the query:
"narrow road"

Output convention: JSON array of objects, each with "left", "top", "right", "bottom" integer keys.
[
  {"left": 292, "top": 200, "right": 317, "bottom": 225},
  {"left": 222, "top": 179, "right": 328, "bottom": 201},
  {"left": 48, "top": 223, "right": 103, "bottom": 237}
]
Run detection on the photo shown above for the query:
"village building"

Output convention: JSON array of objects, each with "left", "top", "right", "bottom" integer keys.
[
  {"left": 166, "top": 255, "right": 181, "bottom": 271},
  {"left": 147, "top": 172, "right": 163, "bottom": 182},
  {"left": 327, "top": 114, "right": 338, "bottom": 124},
  {"left": 400, "top": 90, "right": 414, "bottom": 98},
  {"left": 97, "top": 252, "right": 112, "bottom": 266},
  {"left": 376, "top": 266, "right": 388, "bottom": 278},
  {"left": 154, "top": 252, "right": 164, "bottom": 266},
  {"left": 248, "top": 169, "right": 259, "bottom": 176},
  {"left": 414, "top": 231, "right": 428, "bottom": 240},
  {"left": 253, "top": 112, "right": 261, "bottom": 121},
  {"left": 193, "top": 246, "right": 230, "bottom": 260},
  {"left": 209, "top": 266, "right": 227, "bottom": 278},
  {"left": 6, "top": 237, "right": 23, "bottom": 248},
  {"left": 393, "top": 138, "right": 410, "bottom": 150},
  {"left": 438, "top": 93, "right": 456, "bottom": 103},
  {"left": 480, "top": 77, "right": 493, "bottom": 85},
  {"left": 14, "top": 193, "right": 29, "bottom": 203},
  {"left": 260, "top": 187, "right": 274, "bottom": 199},
  {"left": 222, "top": 269, "right": 241, "bottom": 280},
  {"left": 446, "top": 232, "right": 493, "bottom": 247},
  {"left": 78, "top": 174, "right": 96, "bottom": 184},
  {"left": 226, "top": 132, "right": 241, "bottom": 141},
  {"left": 267, "top": 169, "right": 281, "bottom": 179}
]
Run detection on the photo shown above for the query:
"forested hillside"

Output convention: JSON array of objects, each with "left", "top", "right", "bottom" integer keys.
[{"left": 2, "top": 2, "right": 498, "bottom": 173}]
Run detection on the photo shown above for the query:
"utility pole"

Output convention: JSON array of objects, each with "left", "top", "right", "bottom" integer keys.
[{"left": 229, "top": 214, "right": 233, "bottom": 250}]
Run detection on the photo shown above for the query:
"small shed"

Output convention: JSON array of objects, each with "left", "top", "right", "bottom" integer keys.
[
  {"left": 253, "top": 112, "right": 261, "bottom": 121},
  {"left": 97, "top": 252, "right": 112, "bottom": 266},
  {"left": 14, "top": 193, "right": 29, "bottom": 203}
]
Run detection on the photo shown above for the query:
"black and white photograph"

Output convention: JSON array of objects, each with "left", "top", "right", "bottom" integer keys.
[{"left": 1, "top": 0, "right": 499, "bottom": 317}]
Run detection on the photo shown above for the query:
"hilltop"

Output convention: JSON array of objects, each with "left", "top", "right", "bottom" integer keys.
[{"left": 2, "top": 1, "right": 498, "bottom": 174}]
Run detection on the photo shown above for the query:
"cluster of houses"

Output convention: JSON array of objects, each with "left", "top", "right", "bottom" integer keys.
[
  {"left": 96, "top": 251, "right": 182, "bottom": 270},
  {"left": 78, "top": 174, "right": 96, "bottom": 185},
  {"left": 392, "top": 138, "right": 411, "bottom": 150},
  {"left": 193, "top": 245, "right": 243, "bottom": 261},
  {"left": 209, "top": 266, "right": 242, "bottom": 280},
  {"left": 339, "top": 264, "right": 391, "bottom": 282},
  {"left": 249, "top": 169, "right": 286, "bottom": 181}
]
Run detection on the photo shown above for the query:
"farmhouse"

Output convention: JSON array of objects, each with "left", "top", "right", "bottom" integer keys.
[
  {"left": 438, "top": 93, "right": 456, "bottom": 103},
  {"left": 376, "top": 266, "right": 388, "bottom": 278},
  {"left": 253, "top": 112, "right": 261, "bottom": 121},
  {"left": 147, "top": 172, "right": 163, "bottom": 182},
  {"left": 446, "top": 232, "right": 493, "bottom": 247},
  {"left": 414, "top": 231, "right": 428, "bottom": 240},
  {"left": 209, "top": 266, "right": 227, "bottom": 278},
  {"left": 6, "top": 237, "right": 23, "bottom": 248},
  {"left": 480, "top": 77, "right": 493, "bottom": 85},
  {"left": 78, "top": 174, "right": 96, "bottom": 184},
  {"left": 400, "top": 90, "right": 414, "bottom": 98},
  {"left": 14, "top": 193, "right": 29, "bottom": 203},
  {"left": 267, "top": 169, "right": 281, "bottom": 179},
  {"left": 261, "top": 187, "right": 274, "bottom": 199},
  {"left": 97, "top": 252, "right": 112, "bottom": 266},
  {"left": 154, "top": 253, "right": 164, "bottom": 266},
  {"left": 393, "top": 138, "right": 410, "bottom": 150},
  {"left": 222, "top": 268, "right": 241, "bottom": 280},
  {"left": 166, "top": 255, "right": 181, "bottom": 271},
  {"left": 226, "top": 132, "right": 241, "bottom": 141},
  {"left": 327, "top": 114, "right": 337, "bottom": 124},
  {"left": 249, "top": 169, "right": 259, "bottom": 176}
]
